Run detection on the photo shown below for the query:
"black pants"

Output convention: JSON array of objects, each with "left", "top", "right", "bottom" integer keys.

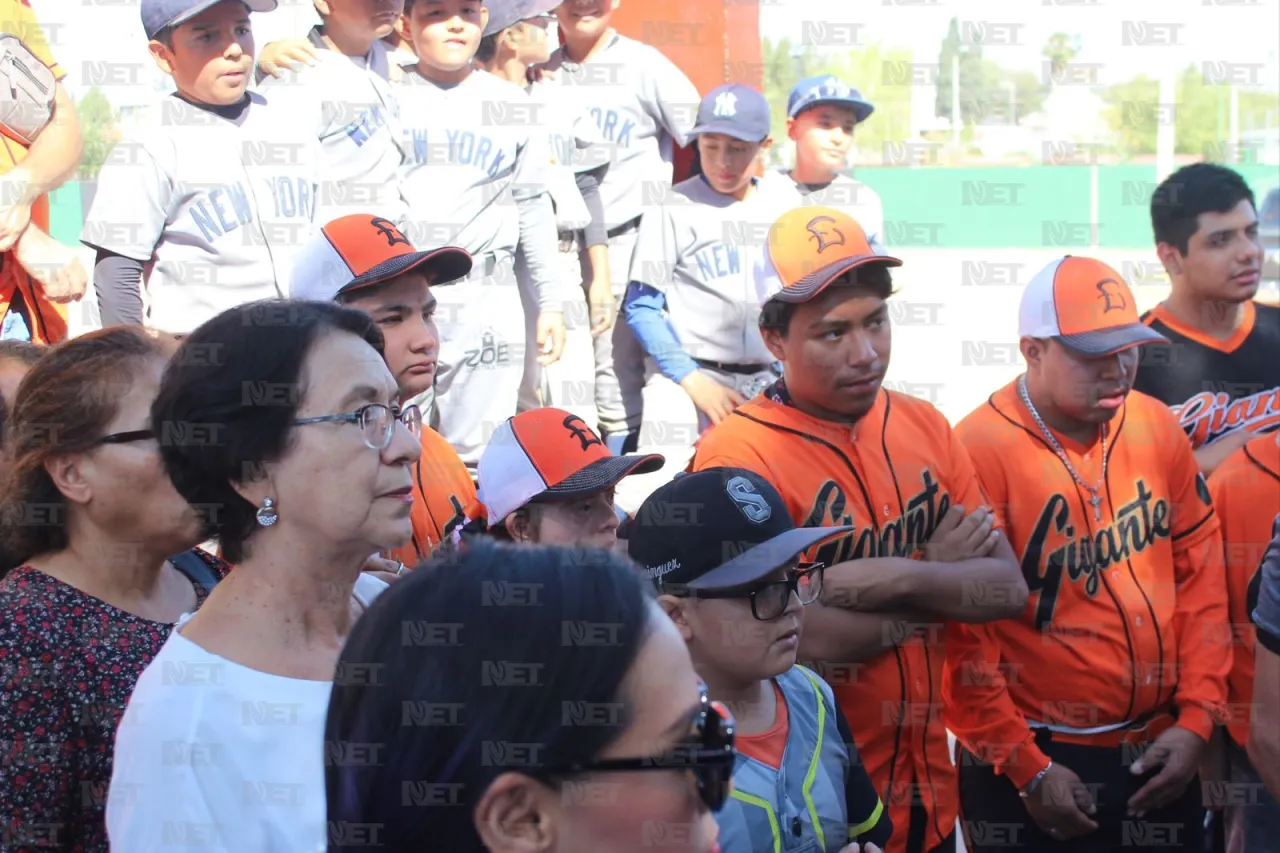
[
  {"left": 904, "top": 798, "right": 956, "bottom": 853},
  {"left": 958, "top": 734, "right": 1204, "bottom": 852}
]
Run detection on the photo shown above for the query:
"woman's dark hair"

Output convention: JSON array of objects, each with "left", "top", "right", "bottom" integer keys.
[
  {"left": 151, "top": 299, "right": 383, "bottom": 565},
  {"left": 325, "top": 538, "right": 657, "bottom": 853},
  {"left": 0, "top": 340, "right": 46, "bottom": 445},
  {"left": 1151, "top": 162, "right": 1256, "bottom": 254},
  {"left": 0, "top": 328, "right": 172, "bottom": 573},
  {"left": 759, "top": 263, "right": 896, "bottom": 335}
]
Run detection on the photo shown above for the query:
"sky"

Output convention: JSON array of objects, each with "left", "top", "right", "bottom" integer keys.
[{"left": 30, "top": 0, "right": 1280, "bottom": 105}]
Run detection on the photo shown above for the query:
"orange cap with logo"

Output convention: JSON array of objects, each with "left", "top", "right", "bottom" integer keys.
[
  {"left": 289, "top": 214, "right": 473, "bottom": 303},
  {"left": 476, "top": 408, "right": 665, "bottom": 526},
  {"left": 1018, "top": 256, "right": 1168, "bottom": 355},
  {"left": 753, "top": 206, "right": 902, "bottom": 305}
]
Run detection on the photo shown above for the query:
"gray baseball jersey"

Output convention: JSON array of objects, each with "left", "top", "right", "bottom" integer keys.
[
  {"left": 256, "top": 27, "right": 406, "bottom": 226},
  {"left": 629, "top": 176, "right": 797, "bottom": 365},
  {"left": 80, "top": 92, "right": 319, "bottom": 334},
  {"left": 526, "top": 82, "right": 600, "bottom": 232},
  {"left": 535, "top": 34, "right": 699, "bottom": 230},
  {"left": 763, "top": 169, "right": 887, "bottom": 252}
]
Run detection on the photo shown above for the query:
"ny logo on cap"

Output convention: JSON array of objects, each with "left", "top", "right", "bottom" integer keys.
[
  {"left": 370, "top": 217, "right": 412, "bottom": 248},
  {"left": 806, "top": 215, "right": 847, "bottom": 253},
  {"left": 563, "top": 414, "right": 602, "bottom": 452},
  {"left": 713, "top": 91, "right": 738, "bottom": 118},
  {"left": 1096, "top": 278, "right": 1127, "bottom": 312},
  {"left": 726, "top": 476, "right": 771, "bottom": 523}
]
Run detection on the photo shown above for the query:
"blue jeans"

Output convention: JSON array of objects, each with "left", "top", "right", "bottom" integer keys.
[{"left": 1, "top": 309, "right": 31, "bottom": 341}]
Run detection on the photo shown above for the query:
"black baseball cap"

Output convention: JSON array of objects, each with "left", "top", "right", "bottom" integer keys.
[{"left": 628, "top": 468, "right": 852, "bottom": 590}]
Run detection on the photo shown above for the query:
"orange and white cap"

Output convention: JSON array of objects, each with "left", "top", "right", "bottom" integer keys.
[
  {"left": 477, "top": 408, "right": 665, "bottom": 526},
  {"left": 289, "top": 214, "right": 473, "bottom": 303},
  {"left": 754, "top": 206, "right": 902, "bottom": 305},
  {"left": 1018, "top": 256, "right": 1168, "bottom": 355}
]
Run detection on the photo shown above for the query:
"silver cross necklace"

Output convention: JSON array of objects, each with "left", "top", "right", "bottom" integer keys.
[{"left": 1018, "top": 374, "right": 1109, "bottom": 521}]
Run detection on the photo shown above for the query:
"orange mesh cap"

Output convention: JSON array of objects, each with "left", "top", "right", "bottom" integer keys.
[
  {"left": 753, "top": 206, "right": 902, "bottom": 305},
  {"left": 289, "top": 214, "right": 473, "bottom": 303},
  {"left": 1018, "top": 256, "right": 1167, "bottom": 355},
  {"left": 476, "top": 408, "right": 664, "bottom": 526}
]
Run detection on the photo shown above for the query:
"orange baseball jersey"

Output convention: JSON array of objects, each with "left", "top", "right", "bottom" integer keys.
[
  {"left": 388, "top": 426, "right": 484, "bottom": 566},
  {"left": 693, "top": 387, "right": 990, "bottom": 853},
  {"left": 945, "top": 382, "right": 1231, "bottom": 789},
  {"left": 1207, "top": 432, "right": 1280, "bottom": 749}
]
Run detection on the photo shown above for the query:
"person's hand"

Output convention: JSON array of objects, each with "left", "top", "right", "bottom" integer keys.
[
  {"left": 536, "top": 310, "right": 567, "bottom": 365},
  {"left": 680, "top": 370, "right": 745, "bottom": 425},
  {"left": 920, "top": 504, "right": 999, "bottom": 563},
  {"left": 839, "top": 844, "right": 882, "bottom": 853},
  {"left": 1128, "top": 727, "right": 1206, "bottom": 817},
  {"left": 14, "top": 226, "right": 87, "bottom": 303},
  {"left": 0, "top": 168, "right": 35, "bottom": 253},
  {"left": 257, "top": 38, "right": 318, "bottom": 79},
  {"left": 1194, "top": 428, "right": 1259, "bottom": 475},
  {"left": 363, "top": 555, "right": 410, "bottom": 586},
  {"left": 588, "top": 277, "right": 615, "bottom": 336},
  {"left": 1022, "top": 762, "right": 1100, "bottom": 842}
]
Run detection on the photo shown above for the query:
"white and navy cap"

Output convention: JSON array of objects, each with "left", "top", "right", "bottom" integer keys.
[
  {"left": 142, "top": 0, "right": 277, "bottom": 40},
  {"left": 289, "top": 214, "right": 472, "bottom": 304},
  {"left": 477, "top": 407, "right": 664, "bottom": 526},
  {"left": 691, "top": 84, "right": 772, "bottom": 143}
]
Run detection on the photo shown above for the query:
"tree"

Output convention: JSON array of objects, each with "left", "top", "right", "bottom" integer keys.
[
  {"left": 1042, "top": 32, "right": 1080, "bottom": 81},
  {"left": 77, "top": 87, "right": 120, "bottom": 180},
  {"left": 934, "top": 16, "right": 985, "bottom": 124}
]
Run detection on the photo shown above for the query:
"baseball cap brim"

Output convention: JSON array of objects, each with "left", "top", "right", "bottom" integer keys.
[
  {"left": 792, "top": 96, "right": 875, "bottom": 123},
  {"left": 153, "top": 0, "right": 277, "bottom": 38},
  {"left": 483, "top": 0, "right": 561, "bottom": 36},
  {"left": 690, "top": 122, "right": 768, "bottom": 143},
  {"left": 768, "top": 254, "right": 903, "bottom": 304},
  {"left": 682, "top": 525, "right": 854, "bottom": 590},
  {"left": 337, "top": 247, "right": 473, "bottom": 297},
  {"left": 1057, "top": 323, "right": 1169, "bottom": 356},
  {"left": 533, "top": 452, "right": 665, "bottom": 500}
]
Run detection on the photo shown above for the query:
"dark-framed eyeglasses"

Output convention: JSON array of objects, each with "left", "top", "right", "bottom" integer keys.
[
  {"left": 94, "top": 429, "right": 154, "bottom": 446},
  {"left": 291, "top": 403, "right": 422, "bottom": 451},
  {"left": 540, "top": 687, "right": 736, "bottom": 811},
  {"left": 664, "top": 562, "right": 825, "bottom": 622}
]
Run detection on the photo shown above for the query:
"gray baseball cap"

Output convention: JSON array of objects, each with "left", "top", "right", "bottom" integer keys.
[
  {"left": 142, "top": 0, "right": 278, "bottom": 41},
  {"left": 483, "top": 0, "right": 561, "bottom": 37}
]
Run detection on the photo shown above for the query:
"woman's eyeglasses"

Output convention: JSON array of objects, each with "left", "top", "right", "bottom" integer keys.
[
  {"left": 541, "top": 687, "right": 736, "bottom": 811},
  {"left": 292, "top": 403, "right": 422, "bottom": 451},
  {"left": 664, "top": 562, "right": 825, "bottom": 622}
]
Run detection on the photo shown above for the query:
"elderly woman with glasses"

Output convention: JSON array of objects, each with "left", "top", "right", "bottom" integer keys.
[
  {"left": 0, "top": 327, "right": 224, "bottom": 853},
  {"left": 105, "top": 300, "right": 421, "bottom": 852}
]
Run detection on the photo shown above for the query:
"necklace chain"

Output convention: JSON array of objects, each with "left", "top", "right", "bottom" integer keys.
[{"left": 1017, "top": 374, "right": 1109, "bottom": 520}]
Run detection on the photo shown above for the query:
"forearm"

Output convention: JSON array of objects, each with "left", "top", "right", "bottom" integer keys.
[
  {"left": 1170, "top": 537, "right": 1232, "bottom": 739},
  {"left": 798, "top": 601, "right": 934, "bottom": 663},
  {"left": 823, "top": 555, "right": 1028, "bottom": 622},
  {"left": 585, "top": 243, "right": 609, "bottom": 286},
  {"left": 1248, "top": 646, "right": 1280, "bottom": 798},
  {"left": 623, "top": 282, "right": 698, "bottom": 383},
  {"left": 515, "top": 193, "right": 566, "bottom": 311},
  {"left": 15, "top": 84, "right": 82, "bottom": 200},
  {"left": 575, "top": 165, "right": 608, "bottom": 249},
  {"left": 93, "top": 249, "right": 145, "bottom": 326},
  {"left": 943, "top": 621, "right": 1050, "bottom": 788}
]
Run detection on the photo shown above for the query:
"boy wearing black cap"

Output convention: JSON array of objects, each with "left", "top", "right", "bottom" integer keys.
[
  {"left": 630, "top": 467, "right": 893, "bottom": 853},
  {"left": 615, "top": 83, "right": 793, "bottom": 517}
]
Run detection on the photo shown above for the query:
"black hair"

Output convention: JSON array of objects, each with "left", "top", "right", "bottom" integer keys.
[
  {"left": 0, "top": 341, "right": 44, "bottom": 446},
  {"left": 325, "top": 538, "right": 657, "bottom": 852},
  {"left": 150, "top": 299, "right": 384, "bottom": 565},
  {"left": 474, "top": 32, "right": 500, "bottom": 65},
  {"left": 1151, "top": 162, "right": 1256, "bottom": 255},
  {"left": 758, "top": 263, "right": 896, "bottom": 336}
]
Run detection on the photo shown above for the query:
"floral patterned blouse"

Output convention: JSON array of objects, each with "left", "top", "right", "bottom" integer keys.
[{"left": 0, "top": 551, "right": 227, "bottom": 852}]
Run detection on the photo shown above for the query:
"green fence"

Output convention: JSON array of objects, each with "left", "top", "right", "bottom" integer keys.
[{"left": 47, "top": 164, "right": 1280, "bottom": 251}]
